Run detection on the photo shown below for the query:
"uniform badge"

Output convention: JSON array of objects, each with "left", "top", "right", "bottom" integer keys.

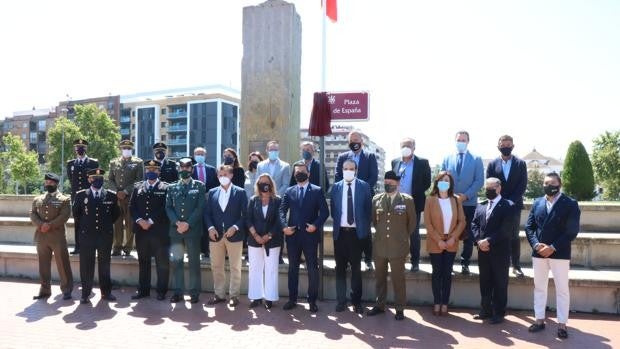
[{"left": 84, "top": 197, "right": 88, "bottom": 204}]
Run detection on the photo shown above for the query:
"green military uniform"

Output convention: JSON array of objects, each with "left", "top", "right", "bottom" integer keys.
[
  {"left": 371, "top": 191, "right": 416, "bottom": 312},
  {"left": 29, "top": 173, "right": 73, "bottom": 299},
  {"left": 109, "top": 140, "right": 144, "bottom": 255}
]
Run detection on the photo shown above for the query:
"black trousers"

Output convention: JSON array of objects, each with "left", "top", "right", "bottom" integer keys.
[
  {"left": 135, "top": 228, "right": 170, "bottom": 295},
  {"left": 287, "top": 239, "right": 319, "bottom": 303},
  {"left": 409, "top": 211, "right": 422, "bottom": 266},
  {"left": 478, "top": 247, "right": 510, "bottom": 318},
  {"left": 334, "top": 227, "right": 363, "bottom": 305},
  {"left": 460, "top": 205, "right": 476, "bottom": 266},
  {"left": 73, "top": 215, "right": 81, "bottom": 251},
  {"left": 430, "top": 251, "right": 456, "bottom": 304},
  {"left": 508, "top": 210, "right": 522, "bottom": 268},
  {"left": 79, "top": 231, "right": 113, "bottom": 299}
]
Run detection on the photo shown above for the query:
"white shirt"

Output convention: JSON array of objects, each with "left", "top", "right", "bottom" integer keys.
[
  {"left": 90, "top": 188, "right": 101, "bottom": 198},
  {"left": 438, "top": 197, "right": 452, "bottom": 234},
  {"left": 262, "top": 204, "right": 269, "bottom": 218},
  {"left": 340, "top": 180, "right": 356, "bottom": 228},
  {"left": 486, "top": 194, "right": 502, "bottom": 218},
  {"left": 218, "top": 185, "right": 232, "bottom": 212},
  {"left": 545, "top": 193, "right": 561, "bottom": 213}
]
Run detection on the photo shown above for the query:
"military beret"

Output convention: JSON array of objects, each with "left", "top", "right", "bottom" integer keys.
[
  {"left": 384, "top": 170, "right": 401, "bottom": 181},
  {"left": 178, "top": 157, "right": 196, "bottom": 167},
  {"left": 44, "top": 172, "right": 60, "bottom": 183},
  {"left": 119, "top": 139, "right": 134, "bottom": 148},
  {"left": 144, "top": 159, "right": 162, "bottom": 168},
  {"left": 87, "top": 168, "right": 106, "bottom": 177},
  {"left": 152, "top": 142, "right": 167, "bottom": 150},
  {"left": 73, "top": 139, "right": 88, "bottom": 146}
]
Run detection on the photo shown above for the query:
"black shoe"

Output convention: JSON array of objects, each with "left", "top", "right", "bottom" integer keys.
[
  {"left": 367, "top": 306, "right": 385, "bottom": 316},
  {"left": 156, "top": 293, "right": 166, "bottom": 301},
  {"left": 70, "top": 249, "right": 79, "bottom": 255},
  {"left": 528, "top": 323, "right": 546, "bottom": 333},
  {"left": 395, "top": 310, "right": 405, "bottom": 320},
  {"left": 190, "top": 295, "right": 199, "bottom": 304},
  {"left": 62, "top": 293, "right": 72, "bottom": 300},
  {"left": 101, "top": 293, "right": 117, "bottom": 301},
  {"left": 283, "top": 301, "right": 297, "bottom": 310},
  {"left": 335, "top": 303, "right": 346, "bottom": 312},
  {"left": 228, "top": 297, "right": 239, "bottom": 307},
  {"left": 490, "top": 316, "right": 504, "bottom": 324},
  {"left": 461, "top": 265, "right": 470, "bottom": 275},
  {"left": 32, "top": 294, "right": 51, "bottom": 300},
  {"left": 473, "top": 313, "right": 491, "bottom": 320},
  {"left": 207, "top": 296, "right": 226, "bottom": 305},
  {"left": 279, "top": 257, "right": 285, "bottom": 265},
  {"left": 111, "top": 250, "right": 121, "bottom": 256},
  {"left": 170, "top": 294, "right": 182, "bottom": 303},
  {"left": 512, "top": 267, "right": 525, "bottom": 277},
  {"left": 123, "top": 250, "right": 132, "bottom": 257},
  {"left": 80, "top": 297, "right": 90, "bottom": 304},
  {"left": 410, "top": 265, "right": 420, "bottom": 273},
  {"left": 557, "top": 328, "right": 568, "bottom": 339},
  {"left": 131, "top": 292, "right": 149, "bottom": 300},
  {"left": 264, "top": 300, "right": 273, "bottom": 309},
  {"left": 365, "top": 261, "right": 374, "bottom": 270},
  {"left": 309, "top": 302, "right": 318, "bottom": 313},
  {"left": 353, "top": 305, "right": 364, "bottom": 314},
  {"left": 249, "top": 299, "right": 262, "bottom": 308}
]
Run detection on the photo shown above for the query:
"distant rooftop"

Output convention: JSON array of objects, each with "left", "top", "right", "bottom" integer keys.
[
  {"left": 12, "top": 108, "right": 55, "bottom": 117},
  {"left": 120, "top": 85, "right": 240, "bottom": 103}
]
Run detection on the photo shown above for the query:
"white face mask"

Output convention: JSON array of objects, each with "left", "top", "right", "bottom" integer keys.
[
  {"left": 122, "top": 149, "right": 132, "bottom": 158},
  {"left": 219, "top": 176, "right": 231, "bottom": 186},
  {"left": 401, "top": 147, "right": 413, "bottom": 158},
  {"left": 343, "top": 170, "right": 356, "bottom": 182}
]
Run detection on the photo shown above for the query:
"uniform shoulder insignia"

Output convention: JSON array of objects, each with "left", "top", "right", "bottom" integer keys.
[
  {"left": 76, "top": 189, "right": 87, "bottom": 194},
  {"left": 90, "top": 158, "right": 99, "bottom": 162},
  {"left": 67, "top": 159, "right": 74, "bottom": 164},
  {"left": 107, "top": 189, "right": 117, "bottom": 195},
  {"left": 401, "top": 193, "right": 413, "bottom": 200}
]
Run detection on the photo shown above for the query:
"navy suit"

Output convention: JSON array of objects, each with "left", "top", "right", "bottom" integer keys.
[
  {"left": 203, "top": 185, "right": 248, "bottom": 242},
  {"left": 279, "top": 183, "right": 329, "bottom": 304},
  {"left": 330, "top": 178, "right": 372, "bottom": 306},
  {"left": 486, "top": 155, "right": 527, "bottom": 269},
  {"left": 246, "top": 195, "right": 283, "bottom": 251},
  {"left": 192, "top": 163, "right": 219, "bottom": 256},
  {"left": 525, "top": 194, "right": 580, "bottom": 260},
  {"left": 471, "top": 197, "right": 515, "bottom": 318},
  {"left": 289, "top": 158, "right": 330, "bottom": 192}
]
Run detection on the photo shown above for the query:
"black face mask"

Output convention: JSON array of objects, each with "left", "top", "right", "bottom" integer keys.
[
  {"left": 349, "top": 142, "right": 361, "bottom": 152},
  {"left": 294, "top": 172, "right": 309, "bottom": 183},
  {"left": 544, "top": 184, "right": 560, "bottom": 196},
  {"left": 384, "top": 184, "right": 397, "bottom": 193},
  {"left": 45, "top": 185, "right": 57, "bottom": 193},
  {"left": 76, "top": 147, "right": 86, "bottom": 156},
  {"left": 155, "top": 151, "right": 165, "bottom": 160},
  {"left": 249, "top": 160, "right": 258, "bottom": 171},
  {"left": 259, "top": 183, "right": 271, "bottom": 193},
  {"left": 498, "top": 146, "right": 513, "bottom": 157},
  {"left": 485, "top": 189, "right": 498, "bottom": 200}
]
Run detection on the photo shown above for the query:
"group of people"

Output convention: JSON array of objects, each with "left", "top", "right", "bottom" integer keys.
[{"left": 29, "top": 130, "right": 580, "bottom": 339}]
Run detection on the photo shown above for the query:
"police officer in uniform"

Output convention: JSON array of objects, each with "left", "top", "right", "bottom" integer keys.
[
  {"left": 153, "top": 142, "right": 178, "bottom": 183},
  {"left": 30, "top": 173, "right": 73, "bottom": 300},
  {"left": 73, "top": 168, "right": 120, "bottom": 304},
  {"left": 165, "top": 157, "right": 206, "bottom": 303},
  {"left": 109, "top": 140, "right": 144, "bottom": 256},
  {"left": 66, "top": 138, "right": 99, "bottom": 254},
  {"left": 129, "top": 160, "right": 170, "bottom": 301}
]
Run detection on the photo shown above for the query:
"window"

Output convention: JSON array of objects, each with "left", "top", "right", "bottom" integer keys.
[
  {"left": 161, "top": 108, "right": 166, "bottom": 115},
  {"left": 30, "top": 132, "right": 37, "bottom": 143},
  {"left": 161, "top": 135, "right": 167, "bottom": 141},
  {"left": 38, "top": 120, "right": 46, "bottom": 131},
  {"left": 22, "top": 132, "right": 27, "bottom": 140},
  {"left": 161, "top": 122, "right": 167, "bottom": 128}
]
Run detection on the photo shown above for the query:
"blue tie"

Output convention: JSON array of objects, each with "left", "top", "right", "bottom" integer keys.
[{"left": 457, "top": 153, "right": 464, "bottom": 175}]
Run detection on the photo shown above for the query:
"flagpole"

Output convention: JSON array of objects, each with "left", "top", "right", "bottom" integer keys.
[{"left": 318, "top": 0, "right": 328, "bottom": 301}]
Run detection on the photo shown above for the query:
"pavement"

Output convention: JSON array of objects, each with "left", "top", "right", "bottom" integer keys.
[{"left": 2, "top": 279, "right": 618, "bottom": 349}]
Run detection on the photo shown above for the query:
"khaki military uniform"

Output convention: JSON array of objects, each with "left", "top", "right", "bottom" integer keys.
[
  {"left": 29, "top": 191, "right": 73, "bottom": 296},
  {"left": 109, "top": 156, "right": 143, "bottom": 253},
  {"left": 371, "top": 192, "right": 416, "bottom": 311}
]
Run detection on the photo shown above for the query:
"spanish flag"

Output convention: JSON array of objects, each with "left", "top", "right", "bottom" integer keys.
[{"left": 324, "top": 0, "right": 337, "bottom": 22}]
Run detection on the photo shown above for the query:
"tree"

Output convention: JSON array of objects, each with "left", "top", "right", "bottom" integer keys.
[
  {"left": 0, "top": 133, "right": 41, "bottom": 194},
  {"left": 592, "top": 130, "right": 620, "bottom": 201},
  {"left": 46, "top": 117, "right": 83, "bottom": 175},
  {"left": 562, "top": 140, "right": 595, "bottom": 201},
  {"left": 525, "top": 169, "right": 545, "bottom": 199}
]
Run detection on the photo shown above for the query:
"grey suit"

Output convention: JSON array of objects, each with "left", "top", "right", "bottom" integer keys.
[{"left": 257, "top": 159, "right": 291, "bottom": 196}]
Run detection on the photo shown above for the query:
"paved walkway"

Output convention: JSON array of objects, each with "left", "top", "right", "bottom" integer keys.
[{"left": 2, "top": 279, "right": 617, "bottom": 348}]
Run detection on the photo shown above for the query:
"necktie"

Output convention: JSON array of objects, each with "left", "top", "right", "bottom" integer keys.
[
  {"left": 199, "top": 165, "right": 205, "bottom": 182},
  {"left": 347, "top": 183, "right": 354, "bottom": 225},
  {"left": 386, "top": 195, "right": 392, "bottom": 208},
  {"left": 95, "top": 191, "right": 100, "bottom": 200},
  {"left": 457, "top": 153, "right": 464, "bottom": 175},
  {"left": 149, "top": 185, "right": 154, "bottom": 191},
  {"left": 486, "top": 200, "right": 494, "bottom": 219},
  {"left": 299, "top": 186, "right": 305, "bottom": 208}
]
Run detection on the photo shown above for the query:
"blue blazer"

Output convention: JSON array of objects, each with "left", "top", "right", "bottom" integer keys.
[
  {"left": 441, "top": 151, "right": 484, "bottom": 207},
  {"left": 486, "top": 156, "right": 528, "bottom": 209},
  {"left": 391, "top": 155, "right": 431, "bottom": 213},
  {"left": 289, "top": 158, "right": 330, "bottom": 192},
  {"left": 471, "top": 198, "right": 515, "bottom": 251},
  {"left": 279, "top": 183, "right": 329, "bottom": 245},
  {"left": 330, "top": 178, "right": 372, "bottom": 240},
  {"left": 192, "top": 163, "right": 219, "bottom": 191},
  {"left": 203, "top": 185, "right": 248, "bottom": 242},
  {"left": 246, "top": 195, "right": 283, "bottom": 249},
  {"left": 335, "top": 149, "right": 378, "bottom": 192},
  {"left": 525, "top": 194, "right": 580, "bottom": 260}
]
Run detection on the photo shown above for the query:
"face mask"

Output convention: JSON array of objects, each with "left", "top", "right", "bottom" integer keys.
[
  {"left": 145, "top": 171, "right": 159, "bottom": 180},
  {"left": 219, "top": 176, "right": 231, "bottom": 186},
  {"left": 224, "top": 156, "right": 234, "bottom": 165},
  {"left": 91, "top": 177, "right": 104, "bottom": 189},
  {"left": 544, "top": 184, "right": 560, "bottom": 196},
  {"left": 259, "top": 183, "right": 271, "bottom": 193},
  {"left": 384, "top": 183, "right": 397, "bottom": 193},
  {"left": 437, "top": 181, "right": 450, "bottom": 192},
  {"left": 76, "top": 147, "right": 86, "bottom": 156},
  {"left": 268, "top": 150, "right": 279, "bottom": 161},
  {"left": 295, "top": 172, "right": 309, "bottom": 183},
  {"left": 343, "top": 170, "right": 356, "bottom": 182},
  {"left": 349, "top": 142, "right": 361, "bottom": 152},
  {"left": 401, "top": 147, "right": 412, "bottom": 158},
  {"left": 194, "top": 155, "right": 205, "bottom": 164},
  {"left": 155, "top": 151, "right": 165, "bottom": 160},
  {"left": 179, "top": 170, "right": 191, "bottom": 179},
  {"left": 485, "top": 189, "right": 498, "bottom": 200},
  {"left": 456, "top": 141, "right": 467, "bottom": 153},
  {"left": 498, "top": 146, "right": 513, "bottom": 157},
  {"left": 302, "top": 151, "right": 313, "bottom": 161},
  {"left": 122, "top": 149, "right": 132, "bottom": 158},
  {"left": 45, "top": 185, "right": 57, "bottom": 193},
  {"left": 249, "top": 160, "right": 258, "bottom": 171}
]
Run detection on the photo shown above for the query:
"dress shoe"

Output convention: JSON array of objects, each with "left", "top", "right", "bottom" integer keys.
[
  {"left": 440, "top": 305, "right": 448, "bottom": 316},
  {"left": 432, "top": 305, "right": 441, "bottom": 316},
  {"left": 365, "top": 261, "right": 374, "bottom": 271},
  {"left": 335, "top": 303, "right": 346, "bottom": 312},
  {"left": 80, "top": 297, "right": 90, "bottom": 304},
  {"left": 170, "top": 294, "right": 182, "bottom": 303},
  {"left": 62, "top": 293, "right": 72, "bottom": 300},
  {"left": 131, "top": 292, "right": 149, "bottom": 300},
  {"left": 249, "top": 299, "right": 262, "bottom": 308},
  {"left": 461, "top": 265, "right": 470, "bottom": 275},
  {"left": 279, "top": 257, "right": 285, "bottom": 265},
  {"left": 207, "top": 296, "right": 226, "bottom": 305},
  {"left": 123, "top": 251, "right": 132, "bottom": 257},
  {"left": 228, "top": 297, "right": 239, "bottom": 307},
  {"left": 70, "top": 249, "right": 79, "bottom": 255},
  {"left": 367, "top": 306, "right": 385, "bottom": 316},
  {"left": 190, "top": 295, "right": 199, "bottom": 304},
  {"left": 309, "top": 302, "right": 318, "bottom": 313},
  {"left": 264, "top": 300, "right": 273, "bottom": 309},
  {"left": 156, "top": 293, "right": 166, "bottom": 301},
  {"left": 394, "top": 310, "right": 405, "bottom": 320},
  {"left": 528, "top": 323, "right": 546, "bottom": 333},
  {"left": 557, "top": 328, "right": 568, "bottom": 339},
  {"left": 353, "top": 305, "right": 364, "bottom": 314},
  {"left": 512, "top": 267, "right": 525, "bottom": 277},
  {"left": 111, "top": 250, "right": 121, "bottom": 257},
  {"left": 490, "top": 316, "right": 504, "bottom": 324},
  {"left": 101, "top": 293, "right": 117, "bottom": 301},
  {"left": 282, "top": 301, "right": 297, "bottom": 310},
  {"left": 410, "top": 265, "right": 420, "bottom": 273},
  {"left": 473, "top": 313, "right": 491, "bottom": 320},
  {"left": 33, "top": 294, "right": 51, "bottom": 300}
]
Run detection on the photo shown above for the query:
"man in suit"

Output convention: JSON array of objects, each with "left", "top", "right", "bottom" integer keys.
[
  {"left": 367, "top": 171, "right": 416, "bottom": 321},
  {"left": 153, "top": 142, "right": 178, "bottom": 183},
  {"left": 109, "top": 139, "right": 144, "bottom": 256},
  {"left": 525, "top": 172, "right": 580, "bottom": 339},
  {"left": 486, "top": 134, "right": 527, "bottom": 277},
  {"left": 441, "top": 131, "right": 484, "bottom": 275},
  {"left": 129, "top": 160, "right": 170, "bottom": 301},
  {"left": 30, "top": 173, "right": 73, "bottom": 300},
  {"left": 471, "top": 177, "right": 515, "bottom": 324},
  {"left": 66, "top": 138, "right": 99, "bottom": 255},
  {"left": 72, "top": 168, "right": 121, "bottom": 304},
  {"left": 335, "top": 130, "right": 378, "bottom": 270},
  {"left": 391, "top": 137, "right": 431, "bottom": 272},
  {"left": 165, "top": 157, "right": 206, "bottom": 303},
  {"left": 279, "top": 161, "right": 329, "bottom": 313},
  {"left": 192, "top": 146, "right": 219, "bottom": 260},
  {"left": 257, "top": 140, "right": 291, "bottom": 196},
  {"left": 289, "top": 141, "right": 330, "bottom": 192},
  {"left": 204, "top": 164, "right": 248, "bottom": 307},
  {"left": 330, "top": 159, "right": 371, "bottom": 314}
]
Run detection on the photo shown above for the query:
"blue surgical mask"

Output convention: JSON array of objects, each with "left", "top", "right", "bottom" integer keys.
[
  {"left": 437, "top": 181, "right": 450, "bottom": 192},
  {"left": 268, "top": 150, "right": 279, "bottom": 161},
  {"left": 302, "top": 151, "right": 312, "bottom": 161},
  {"left": 456, "top": 141, "right": 467, "bottom": 153},
  {"left": 195, "top": 155, "right": 205, "bottom": 164},
  {"left": 145, "top": 171, "right": 158, "bottom": 180}
]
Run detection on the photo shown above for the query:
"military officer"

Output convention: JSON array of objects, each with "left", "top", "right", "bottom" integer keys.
[
  {"left": 129, "top": 160, "right": 170, "bottom": 301},
  {"left": 109, "top": 139, "right": 143, "bottom": 256},
  {"left": 73, "top": 168, "right": 120, "bottom": 304},
  {"left": 367, "top": 171, "right": 417, "bottom": 320},
  {"left": 30, "top": 173, "right": 73, "bottom": 300},
  {"left": 165, "top": 157, "right": 206, "bottom": 303},
  {"left": 66, "top": 138, "right": 99, "bottom": 255},
  {"left": 153, "top": 142, "right": 178, "bottom": 183}
]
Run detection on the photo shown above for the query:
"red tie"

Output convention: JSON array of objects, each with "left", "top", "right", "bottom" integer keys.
[{"left": 199, "top": 164, "right": 205, "bottom": 182}]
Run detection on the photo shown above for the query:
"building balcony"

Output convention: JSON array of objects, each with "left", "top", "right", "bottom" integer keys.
[
  {"left": 167, "top": 124, "right": 187, "bottom": 132},
  {"left": 120, "top": 129, "right": 130, "bottom": 136},
  {"left": 167, "top": 138, "right": 187, "bottom": 146},
  {"left": 167, "top": 111, "right": 187, "bottom": 119},
  {"left": 170, "top": 151, "right": 188, "bottom": 158},
  {"left": 120, "top": 116, "right": 131, "bottom": 123}
]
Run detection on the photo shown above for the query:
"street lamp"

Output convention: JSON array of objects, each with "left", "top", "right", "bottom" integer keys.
[{"left": 60, "top": 107, "right": 68, "bottom": 192}]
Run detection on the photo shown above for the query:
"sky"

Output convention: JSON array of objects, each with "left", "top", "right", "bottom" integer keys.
[{"left": 1, "top": 0, "right": 619, "bottom": 166}]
